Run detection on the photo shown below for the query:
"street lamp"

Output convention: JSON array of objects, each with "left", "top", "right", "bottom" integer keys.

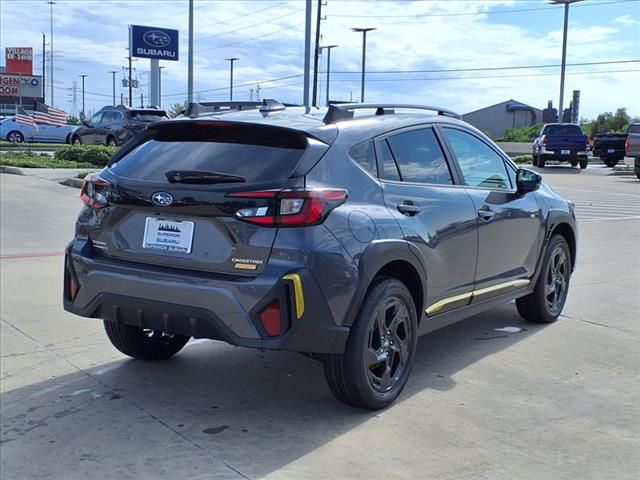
[
  {"left": 109, "top": 71, "right": 117, "bottom": 106},
  {"left": 351, "top": 28, "right": 376, "bottom": 103},
  {"left": 158, "top": 66, "right": 166, "bottom": 108},
  {"left": 319, "top": 45, "right": 338, "bottom": 107},
  {"left": 80, "top": 74, "right": 87, "bottom": 121},
  {"left": 549, "top": 0, "right": 584, "bottom": 122},
  {"left": 48, "top": 1, "right": 55, "bottom": 106},
  {"left": 225, "top": 58, "right": 239, "bottom": 101}
]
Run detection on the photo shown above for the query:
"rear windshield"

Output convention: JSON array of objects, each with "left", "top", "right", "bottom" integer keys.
[
  {"left": 129, "top": 111, "right": 168, "bottom": 122},
  {"left": 627, "top": 124, "right": 640, "bottom": 134},
  {"left": 109, "top": 125, "right": 307, "bottom": 183},
  {"left": 544, "top": 124, "right": 583, "bottom": 135}
]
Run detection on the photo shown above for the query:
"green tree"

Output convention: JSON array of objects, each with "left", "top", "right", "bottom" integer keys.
[
  {"left": 589, "top": 108, "right": 632, "bottom": 136},
  {"left": 167, "top": 101, "right": 188, "bottom": 118}
]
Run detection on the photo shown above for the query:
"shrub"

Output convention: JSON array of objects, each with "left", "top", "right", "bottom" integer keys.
[
  {"left": 511, "top": 155, "right": 532, "bottom": 164},
  {"left": 55, "top": 145, "right": 118, "bottom": 167},
  {"left": 499, "top": 124, "right": 542, "bottom": 142}
]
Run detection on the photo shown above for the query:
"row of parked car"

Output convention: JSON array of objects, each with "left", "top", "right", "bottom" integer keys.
[{"left": 0, "top": 105, "right": 167, "bottom": 146}]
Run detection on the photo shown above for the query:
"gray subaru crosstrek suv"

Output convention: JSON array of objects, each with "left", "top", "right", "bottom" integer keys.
[{"left": 64, "top": 102, "right": 577, "bottom": 410}]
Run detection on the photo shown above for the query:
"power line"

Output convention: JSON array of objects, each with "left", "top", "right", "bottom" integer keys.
[
  {"left": 196, "top": 2, "right": 288, "bottom": 30},
  {"left": 195, "top": 8, "right": 302, "bottom": 43},
  {"left": 330, "top": 60, "right": 640, "bottom": 75},
  {"left": 161, "top": 73, "right": 304, "bottom": 98},
  {"left": 195, "top": 24, "right": 302, "bottom": 53},
  {"left": 328, "top": 0, "right": 637, "bottom": 18}
]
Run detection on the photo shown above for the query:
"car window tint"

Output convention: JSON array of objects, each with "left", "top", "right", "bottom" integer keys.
[
  {"left": 90, "top": 112, "right": 104, "bottom": 125},
  {"left": 386, "top": 128, "right": 452, "bottom": 185},
  {"left": 376, "top": 139, "right": 401, "bottom": 181},
  {"left": 349, "top": 140, "right": 377, "bottom": 176},
  {"left": 544, "top": 124, "right": 583, "bottom": 135},
  {"left": 442, "top": 128, "right": 511, "bottom": 190}
]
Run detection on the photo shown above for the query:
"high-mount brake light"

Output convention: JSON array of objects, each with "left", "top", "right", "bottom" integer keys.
[
  {"left": 80, "top": 174, "right": 111, "bottom": 209},
  {"left": 229, "top": 189, "right": 347, "bottom": 227}
]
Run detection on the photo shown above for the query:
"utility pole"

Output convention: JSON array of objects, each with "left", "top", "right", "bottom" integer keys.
[
  {"left": 71, "top": 80, "right": 77, "bottom": 118},
  {"left": 48, "top": 1, "right": 55, "bottom": 106},
  {"left": 303, "top": 0, "right": 312, "bottom": 111},
  {"left": 311, "top": 0, "right": 325, "bottom": 107},
  {"left": 188, "top": 0, "right": 194, "bottom": 103},
  {"left": 141, "top": 92, "right": 144, "bottom": 108},
  {"left": 550, "top": 0, "right": 583, "bottom": 122},
  {"left": 320, "top": 45, "right": 338, "bottom": 106},
  {"left": 80, "top": 74, "right": 87, "bottom": 120},
  {"left": 352, "top": 28, "right": 376, "bottom": 103},
  {"left": 158, "top": 66, "right": 165, "bottom": 108},
  {"left": 225, "top": 58, "right": 238, "bottom": 101},
  {"left": 42, "top": 33, "right": 46, "bottom": 105},
  {"left": 109, "top": 71, "right": 117, "bottom": 106},
  {"left": 128, "top": 56, "right": 133, "bottom": 106}
]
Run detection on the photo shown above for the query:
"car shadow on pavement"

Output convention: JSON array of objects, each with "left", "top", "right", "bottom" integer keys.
[
  {"left": 531, "top": 166, "right": 583, "bottom": 175},
  {"left": 1, "top": 303, "right": 548, "bottom": 479}
]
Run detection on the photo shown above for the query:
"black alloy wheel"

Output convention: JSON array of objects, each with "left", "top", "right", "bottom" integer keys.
[
  {"left": 7, "top": 131, "right": 24, "bottom": 143},
  {"left": 323, "top": 278, "right": 418, "bottom": 410}
]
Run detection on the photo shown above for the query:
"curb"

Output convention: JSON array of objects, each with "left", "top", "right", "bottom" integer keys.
[
  {"left": 0, "top": 166, "right": 25, "bottom": 175},
  {"left": 59, "top": 177, "right": 84, "bottom": 189}
]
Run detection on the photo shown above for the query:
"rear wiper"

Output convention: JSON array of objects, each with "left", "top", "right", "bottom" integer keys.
[{"left": 165, "top": 170, "right": 246, "bottom": 184}]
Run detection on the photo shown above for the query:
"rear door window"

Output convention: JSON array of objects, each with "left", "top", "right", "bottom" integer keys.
[
  {"left": 384, "top": 128, "right": 453, "bottom": 185},
  {"left": 109, "top": 123, "right": 307, "bottom": 183}
]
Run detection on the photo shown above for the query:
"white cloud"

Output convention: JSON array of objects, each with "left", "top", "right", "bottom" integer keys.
[{"left": 614, "top": 14, "right": 640, "bottom": 25}]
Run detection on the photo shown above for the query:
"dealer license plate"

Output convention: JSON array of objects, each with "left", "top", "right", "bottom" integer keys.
[
  {"left": 143, "top": 218, "right": 194, "bottom": 254},
  {"left": 561, "top": 149, "right": 570, "bottom": 155}
]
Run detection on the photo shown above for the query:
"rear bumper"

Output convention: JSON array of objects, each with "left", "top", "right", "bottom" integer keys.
[
  {"left": 63, "top": 240, "right": 349, "bottom": 354},
  {"left": 538, "top": 148, "right": 588, "bottom": 160},
  {"left": 592, "top": 147, "right": 625, "bottom": 158}
]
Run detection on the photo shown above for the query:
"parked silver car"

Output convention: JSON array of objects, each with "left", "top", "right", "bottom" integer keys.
[{"left": 0, "top": 116, "right": 77, "bottom": 143}]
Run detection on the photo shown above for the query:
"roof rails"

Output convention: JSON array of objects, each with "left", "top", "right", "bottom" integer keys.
[
  {"left": 184, "top": 99, "right": 297, "bottom": 118},
  {"left": 322, "top": 103, "right": 462, "bottom": 124}
]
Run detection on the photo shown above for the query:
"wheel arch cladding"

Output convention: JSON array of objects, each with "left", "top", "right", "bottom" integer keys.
[
  {"left": 375, "top": 260, "right": 424, "bottom": 319},
  {"left": 551, "top": 222, "right": 576, "bottom": 270}
]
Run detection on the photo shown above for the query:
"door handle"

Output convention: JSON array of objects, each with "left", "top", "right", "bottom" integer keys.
[
  {"left": 477, "top": 207, "right": 494, "bottom": 221},
  {"left": 397, "top": 201, "right": 421, "bottom": 216}
]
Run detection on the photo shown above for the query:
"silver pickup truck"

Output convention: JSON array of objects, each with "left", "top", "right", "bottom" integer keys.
[{"left": 625, "top": 131, "right": 640, "bottom": 180}]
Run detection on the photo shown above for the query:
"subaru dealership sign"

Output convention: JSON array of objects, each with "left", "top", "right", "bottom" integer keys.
[{"left": 130, "top": 25, "right": 179, "bottom": 61}]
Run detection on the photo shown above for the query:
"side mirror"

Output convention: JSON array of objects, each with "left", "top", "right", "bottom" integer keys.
[
  {"left": 82, "top": 120, "right": 91, "bottom": 127},
  {"left": 516, "top": 168, "right": 542, "bottom": 194}
]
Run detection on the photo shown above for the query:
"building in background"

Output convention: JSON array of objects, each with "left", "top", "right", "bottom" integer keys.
[
  {"left": 463, "top": 99, "right": 543, "bottom": 139},
  {"left": 0, "top": 47, "right": 44, "bottom": 118}
]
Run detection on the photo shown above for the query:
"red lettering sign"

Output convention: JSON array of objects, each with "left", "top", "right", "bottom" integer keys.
[{"left": 5, "top": 47, "right": 33, "bottom": 75}]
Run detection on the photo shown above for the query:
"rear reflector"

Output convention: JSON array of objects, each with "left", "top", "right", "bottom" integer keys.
[{"left": 259, "top": 300, "right": 282, "bottom": 337}]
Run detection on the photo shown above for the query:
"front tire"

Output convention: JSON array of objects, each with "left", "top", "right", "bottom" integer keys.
[
  {"left": 7, "top": 131, "right": 24, "bottom": 143},
  {"left": 103, "top": 321, "right": 190, "bottom": 360},
  {"left": 72, "top": 136, "right": 82, "bottom": 145},
  {"left": 323, "top": 278, "right": 418, "bottom": 410},
  {"left": 538, "top": 155, "right": 546, "bottom": 168},
  {"left": 516, "top": 235, "right": 571, "bottom": 324},
  {"left": 106, "top": 136, "right": 117, "bottom": 147}
]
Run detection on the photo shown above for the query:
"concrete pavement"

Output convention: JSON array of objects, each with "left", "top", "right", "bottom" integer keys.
[{"left": 1, "top": 172, "right": 638, "bottom": 480}]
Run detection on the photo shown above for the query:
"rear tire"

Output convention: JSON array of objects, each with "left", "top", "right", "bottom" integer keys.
[
  {"left": 570, "top": 159, "right": 578, "bottom": 167},
  {"left": 532, "top": 153, "right": 538, "bottom": 167},
  {"left": 103, "top": 321, "right": 190, "bottom": 360},
  {"left": 323, "top": 278, "right": 418, "bottom": 410},
  {"left": 106, "top": 136, "right": 117, "bottom": 147},
  {"left": 516, "top": 235, "right": 571, "bottom": 324},
  {"left": 579, "top": 159, "right": 588, "bottom": 169},
  {"left": 72, "top": 136, "right": 82, "bottom": 145},
  {"left": 538, "top": 156, "right": 546, "bottom": 168},
  {"left": 602, "top": 158, "right": 619, "bottom": 168},
  {"left": 7, "top": 131, "right": 24, "bottom": 143}
]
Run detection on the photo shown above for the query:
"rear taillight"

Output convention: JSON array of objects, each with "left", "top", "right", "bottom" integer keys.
[
  {"left": 228, "top": 189, "right": 347, "bottom": 227},
  {"left": 80, "top": 173, "right": 111, "bottom": 209},
  {"left": 259, "top": 300, "right": 281, "bottom": 336},
  {"left": 542, "top": 135, "right": 547, "bottom": 146},
  {"left": 626, "top": 136, "right": 631, "bottom": 155}
]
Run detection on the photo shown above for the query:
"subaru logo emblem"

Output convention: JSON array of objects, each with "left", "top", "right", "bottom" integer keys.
[
  {"left": 151, "top": 192, "right": 173, "bottom": 206},
  {"left": 143, "top": 30, "right": 171, "bottom": 48}
]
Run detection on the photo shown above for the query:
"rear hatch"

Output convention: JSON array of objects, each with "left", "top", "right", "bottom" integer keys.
[{"left": 88, "top": 120, "right": 314, "bottom": 275}]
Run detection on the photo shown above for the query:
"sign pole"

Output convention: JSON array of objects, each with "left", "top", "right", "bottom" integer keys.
[{"left": 150, "top": 59, "right": 159, "bottom": 106}]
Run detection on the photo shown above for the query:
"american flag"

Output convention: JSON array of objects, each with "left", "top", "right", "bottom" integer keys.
[
  {"left": 33, "top": 102, "right": 67, "bottom": 126},
  {"left": 15, "top": 106, "right": 38, "bottom": 130}
]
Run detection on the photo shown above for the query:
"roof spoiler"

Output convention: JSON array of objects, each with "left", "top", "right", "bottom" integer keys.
[
  {"left": 184, "top": 99, "right": 298, "bottom": 118},
  {"left": 322, "top": 103, "right": 462, "bottom": 124}
]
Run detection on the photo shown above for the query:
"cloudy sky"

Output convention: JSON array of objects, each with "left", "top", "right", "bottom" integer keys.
[{"left": 1, "top": 0, "right": 639, "bottom": 119}]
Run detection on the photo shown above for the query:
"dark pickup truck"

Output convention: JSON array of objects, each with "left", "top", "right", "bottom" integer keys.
[
  {"left": 625, "top": 132, "right": 640, "bottom": 180},
  {"left": 532, "top": 123, "right": 590, "bottom": 169},
  {"left": 593, "top": 123, "right": 640, "bottom": 167}
]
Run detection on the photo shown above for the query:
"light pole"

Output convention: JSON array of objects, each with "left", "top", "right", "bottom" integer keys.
[
  {"left": 550, "top": 0, "right": 583, "bottom": 122},
  {"left": 80, "top": 74, "right": 87, "bottom": 121},
  {"left": 225, "top": 57, "right": 239, "bottom": 101},
  {"left": 320, "top": 45, "right": 338, "bottom": 106},
  {"left": 48, "top": 1, "right": 55, "bottom": 106},
  {"left": 158, "top": 66, "right": 166, "bottom": 108},
  {"left": 351, "top": 28, "right": 376, "bottom": 103},
  {"left": 109, "top": 71, "right": 117, "bottom": 106}
]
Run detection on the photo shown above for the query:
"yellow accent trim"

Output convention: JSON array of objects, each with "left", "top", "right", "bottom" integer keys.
[
  {"left": 425, "top": 292, "right": 473, "bottom": 315},
  {"left": 283, "top": 274, "right": 305, "bottom": 319},
  {"left": 234, "top": 263, "right": 258, "bottom": 270},
  {"left": 425, "top": 279, "right": 531, "bottom": 316}
]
